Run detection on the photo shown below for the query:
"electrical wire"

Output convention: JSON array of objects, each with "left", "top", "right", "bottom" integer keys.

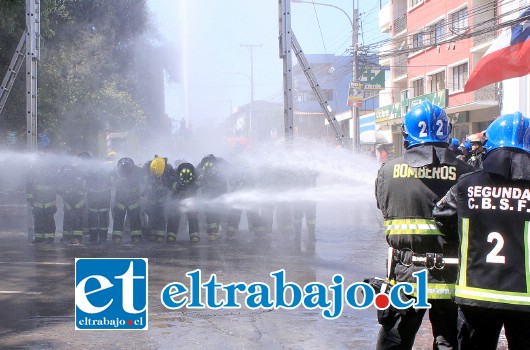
[
  {"left": 310, "top": 0, "right": 329, "bottom": 56},
  {"left": 361, "top": 1, "right": 528, "bottom": 59}
]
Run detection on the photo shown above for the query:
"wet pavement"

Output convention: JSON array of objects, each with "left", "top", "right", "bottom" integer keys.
[{"left": 0, "top": 201, "right": 507, "bottom": 349}]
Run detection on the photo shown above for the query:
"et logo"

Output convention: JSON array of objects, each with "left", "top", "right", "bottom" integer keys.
[{"left": 75, "top": 258, "right": 148, "bottom": 330}]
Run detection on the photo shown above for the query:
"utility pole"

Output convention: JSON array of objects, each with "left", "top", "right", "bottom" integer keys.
[
  {"left": 292, "top": 0, "right": 353, "bottom": 147},
  {"left": 26, "top": 0, "right": 40, "bottom": 149},
  {"left": 279, "top": 0, "right": 294, "bottom": 142},
  {"left": 0, "top": 0, "right": 39, "bottom": 150},
  {"left": 352, "top": 1, "right": 360, "bottom": 151},
  {"left": 279, "top": 0, "right": 345, "bottom": 146},
  {"left": 241, "top": 44, "right": 261, "bottom": 138}
]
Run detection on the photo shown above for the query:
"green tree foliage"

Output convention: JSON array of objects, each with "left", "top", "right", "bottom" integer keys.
[{"left": 0, "top": 0, "right": 172, "bottom": 153}]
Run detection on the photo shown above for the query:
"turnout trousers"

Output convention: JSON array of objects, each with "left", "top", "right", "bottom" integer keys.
[
  {"left": 113, "top": 202, "right": 142, "bottom": 240},
  {"left": 458, "top": 305, "right": 530, "bottom": 350},
  {"left": 32, "top": 206, "right": 57, "bottom": 241},
  {"left": 166, "top": 198, "right": 199, "bottom": 241},
  {"left": 376, "top": 299, "right": 457, "bottom": 350},
  {"left": 63, "top": 204, "right": 85, "bottom": 241}
]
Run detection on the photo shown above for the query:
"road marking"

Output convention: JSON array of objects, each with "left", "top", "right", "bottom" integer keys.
[
  {"left": 0, "top": 261, "right": 72, "bottom": 265},
  {"left": 0, "top": 291, "right": 42, "bottom": 295}
]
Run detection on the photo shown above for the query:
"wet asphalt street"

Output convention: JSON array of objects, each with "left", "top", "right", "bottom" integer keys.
[{"left": 0, "top": 199, "right": 500, "bottom": 350}]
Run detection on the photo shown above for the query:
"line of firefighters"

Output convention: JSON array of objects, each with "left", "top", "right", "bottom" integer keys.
[{"left": 26, "top": 152, "right": 318, "bottom": 248}]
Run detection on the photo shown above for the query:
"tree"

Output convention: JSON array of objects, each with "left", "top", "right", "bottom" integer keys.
[{"left": 0, "top": 0, "right": 173, "bottom": 155}]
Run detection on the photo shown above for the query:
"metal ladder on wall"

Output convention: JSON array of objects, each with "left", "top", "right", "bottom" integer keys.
[
  {"left": 291, "top": 33, "right": 345, "bottom": 146},
  {"left": 0, "top": 31, "right": 26, "bottom": 116}
]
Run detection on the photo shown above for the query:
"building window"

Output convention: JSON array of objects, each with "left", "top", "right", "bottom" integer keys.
[
  {"left": 401, "top": 89, "right": 409, "bottom": 101},
  {"left": 450, "top": 7, "right": 468, "bottom": 35},
  {"left": 412, "top": 78, "right": 424, "bottom": 97},
  {"left": 409, "top": 0, "right": 423, "bottom": 8},
  {"left": 323, "top": 89, "right": 334, "bottom": 101},
  {"left": 433, "top": 19, "right": 445, "bottom": 44},
  {"left": 413, "top": 32, "right": 424, "bottom": 49},
  {"left": 429, "top": 71, "right": 445, "bottom": 92},
  {"left": 364, "top": 90, "right": 378, "bottom": 100},
  {"left": 427, "top": 20, "right": 445, "bottom": 45},
  {"left": 451, "top": 63, "right": 468, "bottom": 91},
  {"left": 297, "top": 89, "right": 334, "bottom": 102},
  {"left": 296, "top": 91, "right": 307, "bottom": 102}
]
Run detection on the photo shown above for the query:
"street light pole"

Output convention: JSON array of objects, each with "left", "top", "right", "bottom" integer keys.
[
  {"left": 292, "top": 0, "right": 352, "bottom": 27},
  {"left": 226, "top": 71, "right": 252, "bottom": 137},
  {"left": 352, "top": 0, "right": 360, "bottom": 151},
  {"left": 241, "top": 44, "right": 261, "bottom": 138}
]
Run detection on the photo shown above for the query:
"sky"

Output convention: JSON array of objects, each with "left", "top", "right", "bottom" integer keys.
[{"left": 147, "top": 0, "right": 387, "bottom": 130}]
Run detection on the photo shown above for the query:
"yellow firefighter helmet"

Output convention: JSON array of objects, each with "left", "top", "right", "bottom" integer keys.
[{"left": 150, "top": 156, "right": 166, "bottom": 176}]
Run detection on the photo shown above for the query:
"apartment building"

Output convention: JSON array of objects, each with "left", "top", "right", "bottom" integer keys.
[{"left": 377, "top": 0, "right": 529, "bottom": 155}]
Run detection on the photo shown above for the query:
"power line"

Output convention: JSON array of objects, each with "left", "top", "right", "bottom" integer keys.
[{"left": 361, "top": 1, "right": 528, "bottom": 58}]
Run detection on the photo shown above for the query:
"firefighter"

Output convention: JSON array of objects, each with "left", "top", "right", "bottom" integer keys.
[
  {"left": 143, "top": 156, "right": 172, "bottom": 243},
  {"left": 467, "top": 132, "right": 486, "bottom": 169},
  {"left": 86, "top": 157, "right": 112, "bottom": 244},
  {"left": 58, "top": 163, "right": 86, "bottom": 245},
  {"left": 374, "top": 101, "right": 474, "bottom": 349},
  {"left": 457, "top": 140, "right": 472, "bottom": 162},
  {"left": 167, "top": 162, "right": 200, "bottom": 242},
  {"left": 26, "top": 155, "right": 58, "bottom": 244},
  {"left": 376, "top": 144, "right": 389, "bottom": 163},
  {"left": 75, "top": 151, "right": 92, "bottom": 238},
  {"left": 292, "top": 167, "right": 318, "bottom": 250},
  {"left": 448, "top": 138, "right": 461, "bottom": 156},
  {"left": 225, "top": 160, "right": 266, "bottom": 240},
  {"left": 105, "top": 151, "right": 117, "bottom": 165},
  {"left": 197, "top": 154, "right": 228, "bottom": 241},
  {"left": 112, "top": 157, "right": 144, "bottom": 244},
  {"left": 433, "top": 112, "right": 530, "bottom": 349},
  {"left": 259, "top": 164, "right": 295, "bottom": 240}
]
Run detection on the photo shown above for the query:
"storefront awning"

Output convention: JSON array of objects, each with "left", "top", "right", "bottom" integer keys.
[{"left": 360, "top": 130, "right": 390, "bottom": 145}]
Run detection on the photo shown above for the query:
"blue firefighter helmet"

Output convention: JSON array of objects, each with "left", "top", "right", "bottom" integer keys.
[
  {"left": 401, "top": 101, "right": 451, "bottom": 149},
  {"left": 483, "top": 112, "right": 530, "bottom": 154},
  {"left": 458, "top": 141, "right": 472, "bottom": 154},
  {"left": 450, "top": 138, "right": 460, "bottom": 149}
]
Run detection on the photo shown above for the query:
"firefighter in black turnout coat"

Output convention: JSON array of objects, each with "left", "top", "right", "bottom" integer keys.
[
  {"left": 86, "top": 158, "right": 112, "bottom": 243},
  {"left": 375, "top": 101, "right": 474, "bottom": 349},
  {"left": 167, "top": 162, "right": 200, "bottom": 242},
  {"left": 58, "top": 163, "right": 86, "bottom": 244},
  {"left": 112, "top": 157, "right": 144, "bottom": 244},
  {"left": 197, "top": 154, "right": 228, "bottom": 241},
  {"left": 433, "top": 112, "right": 530, "bottom": 349},
  {"left": 143, "top": 156, "right": 172, "bottom": 243},
  {"left": 26, "top": 156, "right": 58, "bottom": 244},
  {"left": 225, "top": 160, "right": 266, "bottom": 240}
]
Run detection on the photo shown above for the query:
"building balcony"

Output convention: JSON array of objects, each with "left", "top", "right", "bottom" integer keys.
[
  {"left": 446, "top": 84, "right": 499, "bottom": 114},
  {"left": 474, "top": 30, "right": 497, "bottom": 47},
  {"left": 393, "top": 54, "right": 407, "bottom": 80},
  {"left": 474, "top": 83, "right": 498, "bottom": 102},
  {"left": 393, "top": 13, "right": 407, "bottom": 36},
  {"left": 379, "top": 3, "right": 391, "bottom": 33}
]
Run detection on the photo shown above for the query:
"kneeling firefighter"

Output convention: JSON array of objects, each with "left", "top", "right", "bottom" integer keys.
[{"left": 374, "top": 101, "right": 474, "bottom": 349}]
